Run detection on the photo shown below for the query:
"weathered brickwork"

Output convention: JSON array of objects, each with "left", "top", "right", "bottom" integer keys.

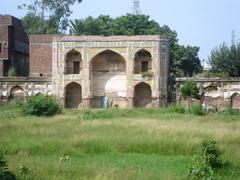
[
  {"left": 176, "top": 78, "right": 240, "bottom": 110},
  {"left": 0, "top": 77, "right": 52, "bottom": 102},
  {"left": 0, "top": 15, "right": 29, "bottom": 76},
  {"left": 0, "top": 32, "right": 170, "bottom": 108},
  {"left": 50, "top": 35, "right": 169, "bottom": 108},
  {"left": 29, "top": 35, "right": 61, "bottom": 77}
]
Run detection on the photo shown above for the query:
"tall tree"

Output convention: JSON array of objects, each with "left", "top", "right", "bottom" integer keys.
[
  {"left": 171, "top": 44, "right": 203, "bottom": 77},
  {"left": 209, "top": 42, "right": 240, "bottom": 77},
  {"left": 180, "top": 80, "right": 200, "bottom": 111},
  {"left": 19, "top": 0, "right": 82, "bottom": 34},
  {"left": 69, "top": 14, "right": 203, "bottom": 77}
]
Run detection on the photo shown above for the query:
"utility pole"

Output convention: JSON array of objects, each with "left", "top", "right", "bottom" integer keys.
[{"left": 133, "top": 0, "right": 142, "bottom": 15}]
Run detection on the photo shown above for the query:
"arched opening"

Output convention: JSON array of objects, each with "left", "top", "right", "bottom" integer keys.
[
  {"left": 202, "top": 85, "right": 220, "bottom": 108},
  {"left": 65, "top": 49, "right": 82, "bottom": 74},
  {"left": 35, "top": 92, "right": 43, "bottom": 96},
  {"left": 134, "top": 49, "right": 152, "bottom": 74},
  {"left": 91, "top": 50, "right": 126, "bottom": 107},
  {"left": 134, "top": 82, "right": 152, "bottom": 107},
  {"left": 231, "top": 93, "right": 240, "bottom": 109},
  {"left": 9, "top": 86, "right": 24, "bottom": 100},
  {"left": 65, "top": 82, "right": 82, "bottom": 108}
]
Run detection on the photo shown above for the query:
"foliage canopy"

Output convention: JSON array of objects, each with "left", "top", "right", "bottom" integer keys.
[{"left": 209, "top": 42, "right": 240, "bottom": 77}]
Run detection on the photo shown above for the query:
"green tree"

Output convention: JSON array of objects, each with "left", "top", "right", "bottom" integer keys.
[
  {"left": 69, "top": 14, "right": 203, "bottom": 77},
  {"left": 19, "top": 0, "right": 82, "bottom": 34},
  {"left": 209, "top": 42, "right": 240, "bottom": 77},
  {"left": 180, "top": 80, "right": 200, "bottom": 111},
  {"left": 171, "top": 44, "right": 203, "bottom": 77}
]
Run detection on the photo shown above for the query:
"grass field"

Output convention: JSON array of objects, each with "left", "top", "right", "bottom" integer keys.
[{"left": 0, "top": 106, "right": 240, "bottom": 179}]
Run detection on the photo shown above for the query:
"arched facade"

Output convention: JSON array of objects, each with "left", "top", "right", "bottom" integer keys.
[
  {"left": 50, "top": 36, "right": 169, "bottom": 108},
  {"left": 65, "top": 82, "right": 82, "bottom": 108},
  {"left": 65, "top": 49, "right": 82, "bottom": 75},
  {"left": 134, "top": 82, "right": 152, "bottom": 107},
  {"left": 134, "top": 49, "right": 152, "bottom": 74}
]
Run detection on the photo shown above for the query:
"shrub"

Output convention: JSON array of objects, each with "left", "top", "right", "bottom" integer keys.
[
  {"left": 189, "top": 155, "right": 214, "bottom": 179},
  {"left": 0, "top": 154, "right": 16, "bottom": 180},
  {"left": 200, "top": 140, "right": 223, "bottom": 169},
  {"left": 188, "top": 139, "right": 224, "bottom": 179},
  {"left": 22, "top": 95, "right": 62, "bottom": 116},
  {"left": 191, "top": 105, "right": 207, "bottom": 116},
  {"left": 8, "top": 97, "right": 24, "bottom": 107}
]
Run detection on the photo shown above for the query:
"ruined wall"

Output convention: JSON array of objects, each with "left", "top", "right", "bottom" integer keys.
[
  {"left": 0, "top": 15, "right": 29, "bottom": 76},
  {"left": 176, "top": 78, "right": 240, "bottom": 110},
  {"left": 0, "top": 77, "right": 52, "bottom": 102}
]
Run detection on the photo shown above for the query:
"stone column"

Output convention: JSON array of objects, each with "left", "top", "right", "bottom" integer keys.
[
  {"left": 126, "top": 44, "right": 134, "bottom": 108},
  {"left": 82, "top": 47, "right": 91, "bottom": 107}
]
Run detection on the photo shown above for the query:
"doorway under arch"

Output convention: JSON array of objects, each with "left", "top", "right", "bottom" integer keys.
[
  {"left": 134, "top": 49, "right": 152, "bottom": 74},
  {"left": 65, "top": 82, "right": 82, "bottom": 108},
  {"left": 134, "top": 82, "right": 152, "bottom": 107},
  {"left": 65, "top": 49, "right": 82, "bottom": 74}
]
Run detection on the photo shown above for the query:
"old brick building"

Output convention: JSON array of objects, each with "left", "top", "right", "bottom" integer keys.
[
  {"left": 30, "top": 35, "right": 169, "bottom": 108},
  {"left": 1, "top": 16, "right": 240, "bottom": 110},
  {"left": 0, "top": 16, "right": 170, "bottom": 108},
  {"left": 0, "top": 15, "right": 29, "bottom": 76}
]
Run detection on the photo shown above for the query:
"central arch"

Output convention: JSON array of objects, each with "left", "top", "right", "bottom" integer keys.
[
  {"left": 65, "top": 82, "right": 82, "bottom": 108},
  {"left": 134, "top": 82, "right": 152, "bottom": 107},
  {"left": 90, "top": 50, "right": 126, "bottom": 107}
]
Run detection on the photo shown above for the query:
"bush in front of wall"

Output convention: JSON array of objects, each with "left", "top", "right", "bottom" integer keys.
[
  {"left": 22, "top": 95, "right": 62, "bottom": 116},
  {"left": 191, "top": 104, "right": 207, "bottom": 116}
]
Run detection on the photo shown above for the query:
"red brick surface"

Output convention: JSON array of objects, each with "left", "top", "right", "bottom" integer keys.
[{"left": 29, "top": 35, "right": 56, "bottom": 77}]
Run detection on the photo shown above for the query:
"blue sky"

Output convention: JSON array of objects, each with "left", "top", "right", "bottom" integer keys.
[{"left": 1, "top": 0, "right": 240, "bottom": 64}]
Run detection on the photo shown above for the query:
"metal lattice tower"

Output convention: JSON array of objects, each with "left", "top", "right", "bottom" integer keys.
[
  {"left": 232, "top": 30, "right": 236, "bottom": 45},
  {"left": 133, "top": 0, "right": 142, "bottom": 15}
]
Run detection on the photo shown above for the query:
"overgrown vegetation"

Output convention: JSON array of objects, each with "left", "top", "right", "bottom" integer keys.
[
  {"left": 0, "top": 104, "right": 239, "bottom": 179},
  {"left": 80, "top": 105, "right": 186, "bottom": 120},
  {"left": 22, "top": 95, "right": 62, "bottom": 116},
  {"left": 180, "top": 80, "right": 200, "bottom": 111},
  {"left": 189, "top": 139, "right": 226, "bottom": 179},
  {"left": 191, "top": 104, "right": 207, "bottom": 116},
  {"left": 0, "top": 154, "right": 16, "bottom": 180},
  {"left": 209, "top": 42, "right": 240, "bottom": 77}
]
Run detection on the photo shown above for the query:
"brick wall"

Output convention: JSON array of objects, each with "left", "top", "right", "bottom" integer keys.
[
  {"left": 0, "top": 15, "right": 29, "bottom": 76},
  {"left": 29, "top": 35, "right": 56, "bottom": 77}
]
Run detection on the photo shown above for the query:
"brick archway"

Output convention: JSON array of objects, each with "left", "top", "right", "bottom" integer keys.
[
  {"left": 65, "top": 82, "right": 82, "bottom": 108},
  {"left": 134, "top": 82, "right": 152, "bottom": 107}
]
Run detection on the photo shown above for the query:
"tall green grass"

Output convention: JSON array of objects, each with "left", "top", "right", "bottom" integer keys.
[{"left": 0, "top": 105, "right": 239, "bottom": 179}]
